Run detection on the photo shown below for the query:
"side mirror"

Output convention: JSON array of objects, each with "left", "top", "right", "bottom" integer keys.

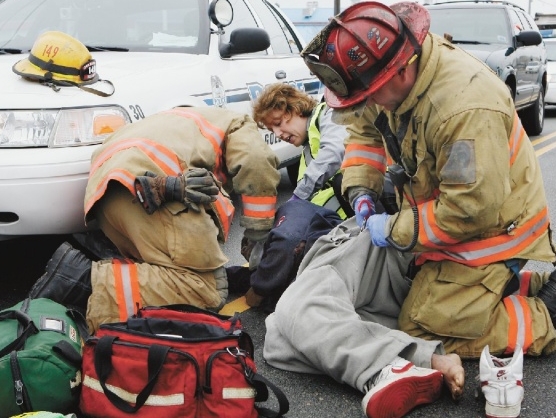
[
  {"left": 219, "top": 28, "right": 270, "bottom": 58},
  {"left": 209, "top": 0, "right": 233, "bottom": 28},
  {"left": 516, "top": 30, "right": 542, "bottom": 47}
]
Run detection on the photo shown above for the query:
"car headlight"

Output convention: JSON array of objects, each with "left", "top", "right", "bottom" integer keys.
[{"left": 0, "top": 106, "right": 131, "bottom": 148}]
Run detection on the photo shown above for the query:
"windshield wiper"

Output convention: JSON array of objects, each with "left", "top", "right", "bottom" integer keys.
[
  {"left": 85, "top": 46, "right": 129, "bottom": 52},
  {"left": 450, "top": 40, "right": 488, "bottom": 45},
  {"left": 0, "top": 48, "right": 23, "bottom": 54}
]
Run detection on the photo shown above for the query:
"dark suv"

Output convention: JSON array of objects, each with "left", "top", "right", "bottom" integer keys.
[{"left": 426, "top": 1, "right": 547, "bottom": 135}]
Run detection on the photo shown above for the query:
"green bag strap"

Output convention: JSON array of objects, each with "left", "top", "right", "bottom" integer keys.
[{"left": 0, "top": 310, "right": 39, "bottom": 357}]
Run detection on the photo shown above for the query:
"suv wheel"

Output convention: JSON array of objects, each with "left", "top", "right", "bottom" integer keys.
[{"left": 520, "top": 89, "right": 544, "bottom": 136}]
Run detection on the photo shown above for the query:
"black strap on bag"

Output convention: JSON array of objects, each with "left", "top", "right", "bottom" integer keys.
[
  {"left": 94, "top": 335, "right": 171, "bottom": 413},
  {"left": 0, "top": 310, "right": 39, "bottom": 357},
  {"left": 237, "top": 355, "right": 290, "bottom": 418}
]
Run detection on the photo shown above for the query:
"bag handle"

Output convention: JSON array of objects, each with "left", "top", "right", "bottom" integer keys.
[
  {"left": 94, "top": 336, "right": 170, "bottom": 413},
  {"left": 0, "top": 310, "right": 39, "bottom": 357},
  {"left": 238, "top": 356, "right": 290, "bottom": 418}
]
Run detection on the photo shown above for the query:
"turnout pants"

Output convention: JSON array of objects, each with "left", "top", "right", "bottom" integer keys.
[
  {"left": 86, "top": 183, "right": 228, "bottom": 333},
  {"left": 264, "top": 218, "right": 443, "bottom": 393},
  {"left": 399, "top": 260, "right": 556, "bottom": 358}
]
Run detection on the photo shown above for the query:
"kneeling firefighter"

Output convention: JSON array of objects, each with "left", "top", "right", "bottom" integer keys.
[{"left": 28, "top": 105, "right": 280, "bottom": 333}]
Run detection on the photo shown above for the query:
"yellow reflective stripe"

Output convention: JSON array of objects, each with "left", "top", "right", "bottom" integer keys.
[
  {"left": 83, "top": 375, "right": 184, "bottom": 406},
  {"left": 222, "top": 387, "right": 256, "bottom": 399}
]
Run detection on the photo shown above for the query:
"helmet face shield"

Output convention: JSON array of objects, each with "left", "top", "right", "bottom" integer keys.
[{"left": 304, "top": 54, "right": 349, "bottom": 97}]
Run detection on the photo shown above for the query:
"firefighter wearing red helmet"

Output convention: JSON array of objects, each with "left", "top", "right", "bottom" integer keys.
[{"left": 263, "top": 1, "right": 556, "bottom": 418}]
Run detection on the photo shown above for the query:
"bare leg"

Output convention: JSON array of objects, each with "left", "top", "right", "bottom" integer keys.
[{"left": 431, "top": 353, "right": 465, "bottom": 401}]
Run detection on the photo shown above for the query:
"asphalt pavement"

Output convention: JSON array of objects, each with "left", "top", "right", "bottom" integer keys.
[{"left": 1, "top": 168, "right": 556, "bottom": 417}]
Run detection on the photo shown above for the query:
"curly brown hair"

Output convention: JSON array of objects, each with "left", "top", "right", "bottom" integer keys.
[{"left": 252, "top": 83, "right": 318, "bottom": 129}]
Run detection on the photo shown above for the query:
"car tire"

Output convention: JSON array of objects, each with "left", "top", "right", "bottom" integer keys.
[
  {"left": 520, "top": 88, "right": 544, "bottom": 136},
  {"left": 286, "top": 161, "right": 300, "bottom": 186}
]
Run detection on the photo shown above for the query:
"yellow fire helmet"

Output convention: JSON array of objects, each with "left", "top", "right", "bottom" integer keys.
[{"left": 12, "top": 31, "right": 114, "bottom": 96}]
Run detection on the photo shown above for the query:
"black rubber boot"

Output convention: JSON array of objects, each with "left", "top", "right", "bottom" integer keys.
[
  {"left": 537, "top": 269, "right": 556, "bottom": 327},
  {"left": 28, "top": 242, "right": 92, "bottom": 311}
]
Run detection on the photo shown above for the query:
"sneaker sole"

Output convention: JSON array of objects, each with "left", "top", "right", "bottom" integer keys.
[{"left": 365, "top": 371, "right": 443, "bottom": 418}]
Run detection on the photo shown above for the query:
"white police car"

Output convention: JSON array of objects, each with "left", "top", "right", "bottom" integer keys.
[{"left": 0, "top": 0, "right": 321, "bottom": 239}]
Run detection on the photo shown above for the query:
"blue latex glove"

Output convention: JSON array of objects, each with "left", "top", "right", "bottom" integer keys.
[
  {"left": 365, "top": 213, "right": 390, "bottom": 247},
  {"left": 288, "top": 193, "right": 301, "bottom": 202},
  {"left": 353, "top": 194, "right": 375, "bottom": 228}
]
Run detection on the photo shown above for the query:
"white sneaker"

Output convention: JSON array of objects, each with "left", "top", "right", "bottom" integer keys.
[
  {"left": 362, "top": 356, "right": 443, "bottom": 418},
  {"left": 479, "top": 345, "right": 524, "bottom": 418}
]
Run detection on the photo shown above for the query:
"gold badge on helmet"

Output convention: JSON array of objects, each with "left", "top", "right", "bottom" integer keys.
[{"left": 12, "top": 31, "right": 114, "bottom": 97}]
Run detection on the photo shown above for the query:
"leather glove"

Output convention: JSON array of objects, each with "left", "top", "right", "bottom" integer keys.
[
  {"left": 353, "top": 194, "right": 376, "bottom": 228},
  {"left": 245, "top": 287, "right": 264, "bottom": 307},
  {"left": 134, "top": 168, "right": 219, "bottom": 214},
  {"left": 182, "top": 168, "right": 220, "bottom": 212},
  {"left": 365, "top": 213, "right": 390, "bottom": 247}
]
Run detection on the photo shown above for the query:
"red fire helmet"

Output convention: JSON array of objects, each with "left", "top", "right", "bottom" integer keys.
[{"left": 302, "top": 1, "right": 430, "bottom": 108}]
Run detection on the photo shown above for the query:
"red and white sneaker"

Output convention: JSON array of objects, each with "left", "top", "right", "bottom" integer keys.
[
  {"left": 362, "top": 357, "right": 443, "bottom": 418},
  {"left": 480, "top": 345, "right": 524, "bottom": 418}
]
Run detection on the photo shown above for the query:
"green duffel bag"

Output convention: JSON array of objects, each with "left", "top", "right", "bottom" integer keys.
[{"left": 0, "top": 298, "right": 85, "bottom": 417}]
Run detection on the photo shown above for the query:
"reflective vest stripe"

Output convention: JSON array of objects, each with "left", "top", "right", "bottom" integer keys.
[
  {"left": 242, "top": 195, "right": 277, "bottom": 219},
  {"left": 509, "top": 114, "right": 525, "bottom": 166},
  {"left": 503, "top": 295, "right": 533, "bottom": 354},
  {"left": 90, "top": 138, "right": 181, "bottom": 177},
  {"left": 112, "top": 259, "right": 142, "bottom": 321},
  {"left": 165, "top": 108, "right": 226, "bottom": 181},
  {"left": 342, "top": 144, "right": 387, "bottom": 173},
  {"left": 416, "top": 207, "right": 550, "bottom": 266},
  {"left": 85, "top": 168, "right": 136, "bottom": 215}
]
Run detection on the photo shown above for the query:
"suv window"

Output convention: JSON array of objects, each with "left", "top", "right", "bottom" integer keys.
[
  {"left": 249, "top": 0, "right": 302, "bottom": 54},
  {"left": 220, "top": 0, "right": 263, "bottom": 55},
  {"left": 428, "top": 8, "right": 510, "bottom": 44}
]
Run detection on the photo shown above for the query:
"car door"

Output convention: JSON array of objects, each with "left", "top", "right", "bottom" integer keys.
[
  {"left": 213, "top": 0, "right": 320, "bottom": 166},
  {"left": 508, "top": 9, "right": 535, "bottom": 105}
]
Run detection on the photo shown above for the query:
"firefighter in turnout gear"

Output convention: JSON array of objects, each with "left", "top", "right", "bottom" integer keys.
[
  {"left": 263, "top": 1, "right": 556, "bottom": 417},
  {"left": 229, "top": 83, "right": 349, "bottom": 309},
  {"left": 28, "top": 106, "right": 280, "bottom": 333}
]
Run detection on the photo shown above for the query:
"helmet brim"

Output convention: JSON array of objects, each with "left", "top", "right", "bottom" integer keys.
[{"left": 325, "top": 1, "right": 430, "bottom": 109}]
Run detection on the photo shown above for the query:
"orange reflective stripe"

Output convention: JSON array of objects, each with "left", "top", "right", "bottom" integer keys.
[
  {"left": 416, "top": 207, "right": 550, "bottom": 266},
  {"left": 213, "top": 193, "right": 235, "bottom": 240},
  {"left": 519, "top": 270, "right": 532, "bottom": 297},
  {"left": 341, "top": 144, "right": 387, "bottom": 174},
  {"left": 242, "top": 195, "right": 277, "bottom": 218},
  {"left": 112, "top": 259, "right": 142, "bottom": 322},
  {"left": 85, "top": 168, "right": 136, "bottom": 215},
  {"left": 509, "top": 114, "right": 525, "bottom": 167},
  {"left": 165, "top": 108, "right": 226, "bottom": 179},
  {"left": 418, "top": 200, "right": 460, "bottom": 247},
  {"left": 503, "top": 295, "right": 533, "bottom": 354},
  {"left": 90, "top": 138, "right": 181, "bottom": 177}
]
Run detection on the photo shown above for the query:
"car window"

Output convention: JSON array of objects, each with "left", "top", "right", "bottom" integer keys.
[
  {"left": 516, "top": 11, "right": 533, "bottom": 30},
  {"left": 428, "top": 8, "right": 510, "bottom": 45},
  {"left": 0, "top": 0, "right": 209, "bottom": 54},
  {"left": 249, "top": 0, "right": 303, "bottom": 54},
  {"left": 220, "top": 0, "right": 265, "bottom": 55},
  {"left": 508, "top": 9, "right": 525, "bottom": 35}
]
